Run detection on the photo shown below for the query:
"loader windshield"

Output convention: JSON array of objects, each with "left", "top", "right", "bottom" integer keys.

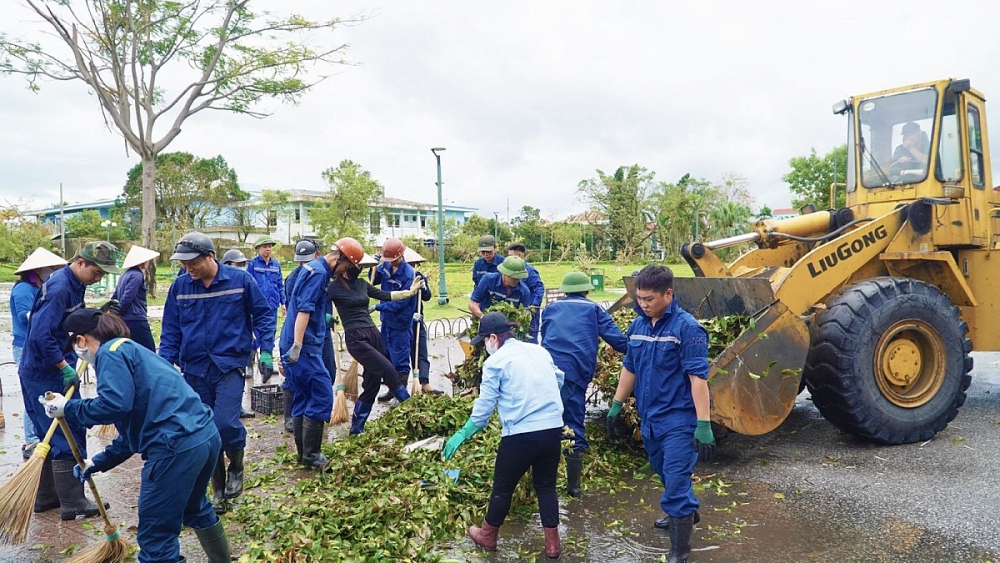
[{"left": 857, "top": 88, "right": 937, "bottom": 188}]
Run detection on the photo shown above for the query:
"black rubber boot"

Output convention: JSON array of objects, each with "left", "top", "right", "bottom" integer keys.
[
  {"left": 33, "top": 456, "right": 60, "bottom": 513},
  {"left": 194, "top": 518, "right": 232, "bottom": 563},
  {"left": 52, "top": 459, "right": 101, "bottom": 521},
  {"left": 667, "top": 513, "right": 695, "bottom": 563},
  {"left": 655, "top": 510, "right": 700, "bottom": 530},
  {"left": 211, "top": 451, "right": 227, "bottom": 514},
  {"left": 565, "top": 451, "right": 584, "bottom": 498},
  {"left": 292, "top": 416, "right": 304, "bottom": 465},
  {"left": 301, "top": 417, "right": 330, "bottom": 470},
  {"left": 377, "top": 390, "right": 393, "bottom": 402},
  {"left": 224, "top": 449, "right": 244, "bottom": 498},
  {"left": 283, "top": 391, "right": 294, "bottom": 433}
]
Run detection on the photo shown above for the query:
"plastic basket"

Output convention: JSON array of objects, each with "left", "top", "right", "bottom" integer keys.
[{"left": 251, "top": 384, "right": 284, "bottom": 415}]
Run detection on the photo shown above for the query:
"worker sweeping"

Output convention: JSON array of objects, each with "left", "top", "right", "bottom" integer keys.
[
  {"left": 540, "top": 271, "right": 629, "bottom": 497},
  {"left": 112, "top": 245, "right": 160, "bottom": 351},
  {"left": 39, "top": 308, "right": 230, "bottom": 563},
  {"left": 324, "top": 237, "right": 420, "bottom": 435},
  {"left": 372, "top": 238, "right": 419, "bottom": 403},
  {"left": 443, "top": 312, "right": 565, "bottom": 560},
  {"left": 606, "top": 265, "right": 715, "bottom": 563},
  {"left": 160, "top": 232, "right": 275, "bottom": 513},
  {"left": 18, "top": 241, "right": 121, "bottom": 520}
]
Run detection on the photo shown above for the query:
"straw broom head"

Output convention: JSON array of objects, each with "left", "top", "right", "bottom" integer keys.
[
  {"left": 331, "top": 381, "right": 350, "bottom": 424},
  {"left": 343, "top": 360, "right": 359, "bottom": 401},
  {"left": 96, "top": 424, "right": 118, "bottom": 439},
  {"left": 66, "top": 523, "right": 131, "bottom": 563},
  {"left": 408, "top": 372, "right": 422, "bottom": 396},
  {"left": 0, "top": 441, "right": 51, "bottom": 545}
]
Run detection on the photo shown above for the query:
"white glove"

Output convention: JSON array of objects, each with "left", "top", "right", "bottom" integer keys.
[
  {"left": 287, "top": 342, "right": 302, "bottom": 364},
  {"left": 39, "top": 392, "right": 68, "bottom": 418},
  {"left": 413, "top": 312, "right": 423, "bottom": 322},
  {"left": 368, "top": 304, "right": 377, "bottom": 313}
]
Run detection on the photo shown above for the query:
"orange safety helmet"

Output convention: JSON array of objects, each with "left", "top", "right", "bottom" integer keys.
[
  {"left": 333, "top": 237, "right": 365, "bottom": 267},
  {"left": 381, "top": 238, "right": 405, "bottom": 261}
]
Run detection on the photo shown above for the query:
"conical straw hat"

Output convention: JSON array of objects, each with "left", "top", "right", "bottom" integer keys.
[
  {"left": 403, "top": 246, "right": 427, "bottom": 264},
  {"left": 121, "top": 245, "right": 160, "bottom": 270},
  {"left": 15, "top": 247, "right": 66, "bottom": 274}
]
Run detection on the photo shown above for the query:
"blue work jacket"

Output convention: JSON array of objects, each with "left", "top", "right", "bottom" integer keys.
[
  {"left": 471, "top": 340, "right": 564, "bottom": 437},
  {"left": 472, "top": 254, "right": 505, "bottom": 285},
  {"left": 159, "top": 262, "right": 275, "bottom": 376},
  {"left": 523, "top": 262, "right": 545, "bottom": 308},
  {"left": 10, "top": 280, "right": 39, "bottom": 348},
  {"left": 113, "top": 267, "right": 148, "bottom": 322},
  {"left": 247, "top": 255, "right": 285, "bottom": 310},
  {"left": 280, "top": 257, "right": 333, "bottom": 351},
  {"left": 622, "top": 300, "right": 709, "bottom": 437},
  {"left": 470, "top": 272, "right": 531, "bottom": 312},
  {"left": 540, "top": 294, "right": 629, "bottom": 386},
  {"left": 18, "top": 265, "right": 85, "bottom": 381},
  {"left": 373, "top": 259, "right": 416, "bottom": 329},
  {"left": 63, "top": 338, "right": 218, "bottom": 467}
]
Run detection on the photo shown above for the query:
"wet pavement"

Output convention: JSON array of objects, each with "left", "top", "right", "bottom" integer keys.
[{"left": 2, "top": 301, "right": 1000, "bottom": 561}]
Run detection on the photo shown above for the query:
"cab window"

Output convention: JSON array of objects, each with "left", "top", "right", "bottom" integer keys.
[{"left": 968, "top": 105, "right": 985, "bottom": 188}]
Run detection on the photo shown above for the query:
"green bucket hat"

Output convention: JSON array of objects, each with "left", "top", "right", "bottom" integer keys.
[
  {"left": 79, "top": 241, "right": 122, "bottom": 274},
  {"left": 559, "top": 271, "right": 593, "bottom": 293},
  {"left": 497, "top": 256, "right": 528, "bottom": 280},
  {"left": 254, "top": 235, "right": 276, "bottom": 248}
]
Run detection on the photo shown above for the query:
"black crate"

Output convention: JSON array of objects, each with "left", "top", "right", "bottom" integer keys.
[{"left": 251, "top": 384, "right": 284, "bottom": 415}]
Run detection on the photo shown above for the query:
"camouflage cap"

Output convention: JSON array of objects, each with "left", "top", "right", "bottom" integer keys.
[{"left": 79, "top": 241, "right": 122, "bottom": 274}]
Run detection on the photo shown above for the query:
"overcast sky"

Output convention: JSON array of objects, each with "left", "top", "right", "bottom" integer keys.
[{"left": 1, "top": 0, "right": 998, "bottom": 221}]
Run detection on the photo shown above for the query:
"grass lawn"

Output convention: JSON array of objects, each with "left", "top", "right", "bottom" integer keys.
[{"left": 0, "top": 263, "right": 18, "bottom": 282}]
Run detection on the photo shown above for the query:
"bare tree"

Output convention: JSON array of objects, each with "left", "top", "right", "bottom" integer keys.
[{"left": 0, "top": 0, "right": 361, "bottom": 290}]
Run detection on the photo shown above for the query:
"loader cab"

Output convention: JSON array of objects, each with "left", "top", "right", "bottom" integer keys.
[{"left": 840, "top": 78, "right": 995, "bottom": 247}]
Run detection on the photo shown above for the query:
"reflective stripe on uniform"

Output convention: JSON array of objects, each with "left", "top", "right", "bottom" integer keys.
[
  {"left": 109, "top": 338, "right": 129, "bottom": 352},
  {"left": 175, "top": 288, "right": 245, "bottom": 300},
  {"left": 630, "top": 334, "right": 682, "bottom": 345}
]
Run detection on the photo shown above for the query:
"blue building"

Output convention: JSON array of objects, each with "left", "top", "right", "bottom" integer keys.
[{"left": 30, "top": 199, "right": 118, "bottom": 233}]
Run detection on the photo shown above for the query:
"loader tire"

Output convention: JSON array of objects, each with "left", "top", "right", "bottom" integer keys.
[{"left": 804, "top": 277, "right": 972, "bottom": 444}]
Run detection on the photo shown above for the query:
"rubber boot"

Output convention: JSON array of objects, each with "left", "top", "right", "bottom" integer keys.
[
  {"left": 224, "top": 449, "right": 244, "bottom": 498},
  {"left": 468, "top": 520, "right": 500, "bottom": 551},
  {"left": 283, "top": 391, "right": 294, "bottom": 433},
  {"left": 350, "top": 401, "right": 373, "bottom": 435},
  {"left": 667, "top": 513, "right": 695, "bottom": 563},
  {"left": 34, "top": 456, "right": 60, "bottom": 513},
  {"left": 292, "top": 416, "right": 304, "bottom": 465},
  {"left": 543, "top": 526, "right": 561, "bottom": 560},
  {"left": 194, "top": 518, "right": 232, "bottom": 563},
  {"left": 391, "top": 386, "right": 410, "bottom": 405},
  {"left": 377, "top": 390, "right": 393, "bottom": 402},
  {"left": 211, "top": 451, "right": 227, "bottom": 514},
  {"left": 52, "top": 459, "right": 101, "bottom": 521},
  {"left": 301, "top": 418, "right": 330, "bottom": 470},
  {"left": 565, "top": 450, "right": 583, "bottom": 498},
  {"left": 655, "top": 510, "right": 700, "bottom": 531}
]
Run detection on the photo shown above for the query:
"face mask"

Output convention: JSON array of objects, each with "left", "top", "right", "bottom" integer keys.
[
  {"left": 75, "top": 343, "right": 96, "bottom": 365},
  {"left": 485, "top": 338, "right": 499, "bottom": 356}
]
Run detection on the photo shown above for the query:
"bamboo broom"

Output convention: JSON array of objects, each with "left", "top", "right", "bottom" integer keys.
[
  {"left": 77, "top": 360, "right": 117, "bottom": 439},
  {"left": 0, "top": 386, "right": 76, "bottom": 546},
  {"left": 343, "top": 359, "right": 359, "bottom": 401},
  {"left": 331, "top": 373, "right": 350, "bottom": 425},
  {"left": 408, "top": 299, "right": 424, "bottom": 396},
  {"left": 54, "top": 413, "right": 130, "bottom": 563}
]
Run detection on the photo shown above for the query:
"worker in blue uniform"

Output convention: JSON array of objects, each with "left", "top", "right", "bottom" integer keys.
[
  {"left": 606, "top": 265, "right": 715, "bottom": 563},
  {"left": 541, "top": 271, "right": 628, "bottom": 498},
  {"left": 222, "top": 248, "right": 259, "bottom": 418},
  {"left": 472, "top": 234, "right": 505, "bottom": 285},
  {"left": 246, "top": 235, "right": 284, "bottom": 381},
  {"left": 506, "top": 243, "right": 545, "bottom": 343},
  {"left": 410, "top": 261, "right": 441, "bottom": 394},
  {"left": 160, "top": 232, "right": 275, "bottom": 513},
  {"left": 372, "top": 238, "right": 417, "bottom": 402},
  {"left": 19, "top": 241, "right": 120, "bottom": 520},
  {"left": 39, "top": 308, "right": 230, "bottom": 563},
  {"left": 469, "top": 256, "right": 532, "bottom": 320},
  {"left": 113, "top": 245, "right": 160, "bottom": 351}
]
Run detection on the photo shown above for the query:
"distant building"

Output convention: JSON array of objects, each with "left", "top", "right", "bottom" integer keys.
[
  {"left": 30, "top": 199, "right": 117, "bottom": 232},
  {"left": 770, "top": 207, "right": 798, "bottom": 220}
]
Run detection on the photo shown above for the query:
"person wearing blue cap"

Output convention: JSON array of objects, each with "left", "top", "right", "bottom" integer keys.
[
  {"left": 39, "top": 308, "right": 229, "bottom": 563},
  {"left": 443, "top": 311, "right": 565, "bottom": 560}
]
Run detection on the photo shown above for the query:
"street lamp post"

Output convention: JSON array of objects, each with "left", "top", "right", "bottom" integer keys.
[
  {"left": 101, "top": 219, "right": 118, "bottom": 242},
  {"left": 493, "top": 212, "right": 499, "bottom": 242},
  {"left": 431, "top": 147, "right": 448, "bottom": 305}
]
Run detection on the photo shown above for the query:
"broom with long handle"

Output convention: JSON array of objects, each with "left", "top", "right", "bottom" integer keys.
[
  {"left": 331, "top": 366, "right": 350, "bottom": 425},
  {"left": 408, "top": 297, "right": 423, "bottom": 396},
  {"left": 76, "top": 360, "right": 117, "bottom": 439},
  {"left": 52, "top": 410, "right": 130, "bottom": 563},
  {"left": 0, "top": 386, "right": 77, "bottom": 545},
  {"left": 343, "top": 359, "right": 359, "bottom": 401}
]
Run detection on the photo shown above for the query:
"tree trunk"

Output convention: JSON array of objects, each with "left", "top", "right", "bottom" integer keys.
[{"left": 141, "top": 152, "right": 159, "bottom": 296}]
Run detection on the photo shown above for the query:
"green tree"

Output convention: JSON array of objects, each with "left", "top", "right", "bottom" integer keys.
[
  {"left": 461, "top": 214, "right": 512, "bottom": 246},
  {"left": 251, "top": 189, "right": 292, "bottom": 238},
  {"left": 121, "top": 152, "right": 248, "bottom": 231},
  {"left": 0, "top": 1, "right": 359, "bottom": 283},
  {"left": 65, "top": 210, "right": 128, "bottom": 241},
  {"left": 511, "top": 205, "right": 543, "bottom": 250},
  {"left": 310, "top": 161, "right": 385, "bottom": 242},
  {"left": 0, "top": 206, "right": 55, "bottom": 263},
  {"left": 757, "top": 204, "right": 773, "bottom": 219},
  {"left": 648, "top": 174, "right": 721, "bottom": 260},
  {"left": 578, "top": 165, "right": 656, "bottom": 262},
  {"left": 783, "top": 145, "right": 848, "bottom": 210}
]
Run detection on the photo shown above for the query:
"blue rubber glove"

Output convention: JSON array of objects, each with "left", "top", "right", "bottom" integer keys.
[
  {"left": 443, "top": 419, "right": 483, "bottom": 460},
  {"left": 606, "top": 399, "right": 623, "bottom": 439},
  {"left": 73, "top": 459, "right": 96, "bottom": 484},
  {"left": 694, "top": 420, "right": 716, "bottom": 462}
]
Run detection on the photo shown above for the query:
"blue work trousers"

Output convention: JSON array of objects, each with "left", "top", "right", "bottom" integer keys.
[
  {"left": 12, "top": 345, "right": 39, "bottom": 443},
  {"left": 184, "top": 364, "right": 247, "bottom": 450},
  {"left": 125, "top": 319, "right": 157, "bottom": 352},
  {"left": 381, "top": 324, "right": 413, "bottom": 375},
  {"left": 323, "top": 330, "right": 337, "bottom": 382},
  {"left": 284, "top": 346, "right": 333, "bottom": 422},
  {"left": 136, "top": 433, "right": 222, "bottom": 563},
  {"left": 643, "top": 424, "right": 700, "bottom": 518},
  {"left": 410, "top": 322, "right": 430, "bottom": 384},
  {"left": 560, "top": 379, "right": 588, "bottom": 452},
  {"left": 20, "top": 376, "right": 87, "bottom": 461}
]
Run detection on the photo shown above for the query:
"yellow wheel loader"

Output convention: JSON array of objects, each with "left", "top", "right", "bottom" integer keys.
[{"left": 641, "top": 78, "right": 995, "bottom": 445}]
